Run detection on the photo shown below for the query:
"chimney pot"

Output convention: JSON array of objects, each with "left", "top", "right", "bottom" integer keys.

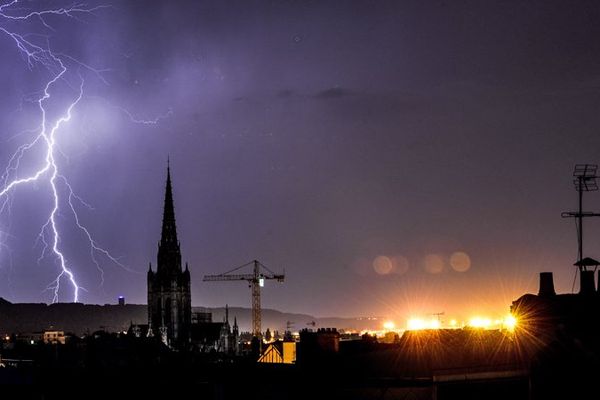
[
  {"left": 580, "top": 270, "right": 596, "bottom": 295},
  {"left": 538, "top": 272, "right": 556, "bottom": 296}
]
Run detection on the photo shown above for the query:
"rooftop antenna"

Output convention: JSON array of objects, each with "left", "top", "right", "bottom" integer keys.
[{"left": 561, "top": 164, "right": 600, "bottom": 273}]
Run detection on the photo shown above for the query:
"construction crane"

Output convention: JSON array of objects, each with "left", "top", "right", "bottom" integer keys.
[
  {"left": 431, "top": 312, "right": 445, "bottom": 322},
  {"left": 203, "top": 259, "right": 284, "bottom": 338},
  {"left": 431, "top": 312, "right": 445, "bottom": 327}
]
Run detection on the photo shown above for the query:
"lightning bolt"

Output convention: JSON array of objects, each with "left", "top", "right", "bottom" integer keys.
[
  {"left": 121, "top": 107, "right": 174, "bottom": 126},
  {"left": 0, "top": 1, "right": 151, "bottom": 303}
]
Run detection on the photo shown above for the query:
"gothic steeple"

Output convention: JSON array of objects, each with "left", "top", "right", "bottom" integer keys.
[
  {"left": 233, "top": 316, "right": 239, "bottom": 336},
  {"left": 161, "top": 160, "right": 178, "bottom": 246},
  {"left": 148, "top": 160, "right": 191, "bottom": 347},
  {"left": 157, "top": 160, "right": 181, "bottom": 274}
]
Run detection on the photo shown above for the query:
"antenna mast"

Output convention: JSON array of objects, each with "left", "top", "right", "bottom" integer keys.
[{"left": 561, "top": 164, "right": 600, "bottom": 271}]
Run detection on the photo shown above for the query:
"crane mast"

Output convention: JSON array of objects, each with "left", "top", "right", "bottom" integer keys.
[{"left": 203, "top": 260, "right": 284, "bottom": 337}]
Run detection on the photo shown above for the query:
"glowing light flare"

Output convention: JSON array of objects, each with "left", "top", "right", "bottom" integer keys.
[
  {"left": 382, "top": 321, "right": 395, "bottom": 330},
  {"left": 468, "top": 317, "right": 492, "bottom": 329},
  {"left": 405, "top": 314, "right": 515, "bottom": 331},
  {"left": 504, "top": 314, "right": 517, "bottom": 331},
  {"left": 407, "top": 318, "right": 426, "bottom": 330},
  {"left": 407, "top": 318, "right": 441, "bottom": 330}
]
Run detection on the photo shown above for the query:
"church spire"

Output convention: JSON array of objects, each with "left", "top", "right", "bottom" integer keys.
[
  {"left": 161, "top": 160, "right": 178, "bottom": 246},
  {"left": 149, "top": 160, "right": 191, "bottom": 347},
  {"left": 157, "top": 159, "right": 182, "bottom": 274}
]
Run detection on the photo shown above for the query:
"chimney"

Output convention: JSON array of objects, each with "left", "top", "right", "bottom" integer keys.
[
  {"left": 580, "top": 270, "right": 596, "bottom": 295},
  {"left": 538, "top": 272, "right": 556, "bottom": 296}
]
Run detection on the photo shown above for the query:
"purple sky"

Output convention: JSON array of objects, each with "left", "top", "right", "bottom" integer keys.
[{"left": 1, "top": 0, "right": 600, "bottom": 320}]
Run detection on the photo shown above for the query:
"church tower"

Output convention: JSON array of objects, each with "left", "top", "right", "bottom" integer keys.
[{"left": 147, "top": 162, "right": 191, "bottom": 346}]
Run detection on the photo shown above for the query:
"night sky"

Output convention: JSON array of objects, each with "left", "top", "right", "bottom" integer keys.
[{"left": 1, "top": 0, "right": 600, "bottom": 320}]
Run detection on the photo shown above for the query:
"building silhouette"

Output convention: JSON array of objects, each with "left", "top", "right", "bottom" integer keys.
[
  {"left": 147, "top": 164, "right": 191, "bottom": 346},
  {"left": 218, "top": 305, "right": 240, "bottom": 354}
]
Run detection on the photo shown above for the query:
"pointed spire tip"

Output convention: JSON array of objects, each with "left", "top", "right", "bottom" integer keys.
[{"left": 160, "top": 157, "right": 178, "bottom": 245}]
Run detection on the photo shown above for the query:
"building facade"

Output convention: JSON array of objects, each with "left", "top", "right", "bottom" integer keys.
[{"left": 147, "top": 164, "right": 191, "bottom": 346}]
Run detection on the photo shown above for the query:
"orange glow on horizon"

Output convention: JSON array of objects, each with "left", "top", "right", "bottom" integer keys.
[
  {"left": 383, "top": 321, "right": 396, "bottom": 330},
  {"left": 403, "top": 313, "right": 516, "bottom": 331},
  {"left": 468, "top": 317, "right": 492, "bottom": 328},
  {"left": 407, "top": 318, "right": 441, "bottom": 330}
]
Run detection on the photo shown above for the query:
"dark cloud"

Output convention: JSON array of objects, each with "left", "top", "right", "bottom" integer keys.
[{"left": 277, "top": 89, "right": 294, "bottom": 98}]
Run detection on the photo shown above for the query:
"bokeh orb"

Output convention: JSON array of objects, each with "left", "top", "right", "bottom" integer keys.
[
  {"left": 450, "top": 251, "right": 471, "bottom": 272},
  {"left": 373, "top": 256, "right": 394, "bottom": 275}
]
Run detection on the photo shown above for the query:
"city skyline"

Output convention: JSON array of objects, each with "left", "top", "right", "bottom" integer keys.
[{"left": 1, "top": 0, "right": 600, "bottom": 319}]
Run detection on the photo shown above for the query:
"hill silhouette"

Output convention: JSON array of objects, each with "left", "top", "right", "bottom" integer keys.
[{"left": 0, "top": 298, "right": 381, "bottom": 335}]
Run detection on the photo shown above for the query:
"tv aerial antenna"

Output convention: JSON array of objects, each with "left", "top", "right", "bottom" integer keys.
[{"left": 561, "top": 164, "right": 600, "bottom": 272}]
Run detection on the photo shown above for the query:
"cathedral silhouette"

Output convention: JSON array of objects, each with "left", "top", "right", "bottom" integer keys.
[{"left": 147, "top": 163, "right": 192, "bottom": 346}]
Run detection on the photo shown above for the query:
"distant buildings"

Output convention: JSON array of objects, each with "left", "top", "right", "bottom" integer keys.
[
  {"left": 43, "top": 330, "right": 66, "bottom": 345},
  {"left": 296, "top": 328, "right": 340, "bottom": 365},
  {"left": 218, "top": 305, "right": 240, "bottom": 354},
  {"left": 189, "top": 306, "right": 240, "bottom": 353}
]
